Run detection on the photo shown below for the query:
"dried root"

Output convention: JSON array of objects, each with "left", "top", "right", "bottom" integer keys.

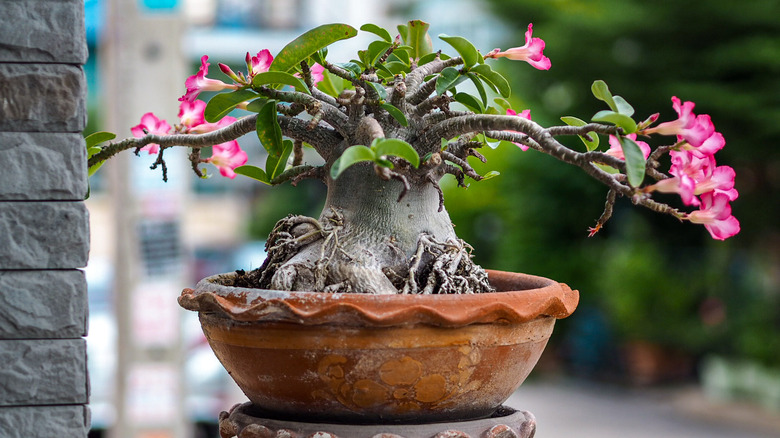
[
  {"left": 237, "top": 215, "right": 494, "bottom": 295},
  {"left": 400, "top": 234, "right": 494, "bottom": 295}
]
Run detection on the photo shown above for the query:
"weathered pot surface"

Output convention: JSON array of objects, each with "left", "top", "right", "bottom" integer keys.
[{"left": 179, "top": 270, "right": 578, "bottom": 424}]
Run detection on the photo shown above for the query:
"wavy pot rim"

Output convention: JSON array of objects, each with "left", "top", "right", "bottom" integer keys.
[{"left": 178, "top": 269, "right": 579, "bottom": 327}]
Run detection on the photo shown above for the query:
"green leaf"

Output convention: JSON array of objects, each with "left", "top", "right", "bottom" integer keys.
[
  {"left": 493, "top": 97, "right": 512, "bottom": 112},
  {"left": 361, "top": 23, "right": 393, "bottom": 42},
  {"left": 357, "top": 49, "right": 371, "bottom": 69},
  {"left": 397, "top": 24, "right": 409, "bottom": 44},
  {"left": 244, "top": 98, "right": 269, "bottom": 113},
  {"left": 620, "top": 137, "right": 647, "bottom": 187},
  {"left": 337, "top": 62, "right": 362, "bottom": 78},
  {"left": 453, "top": 92, "right": 484, "bottom": 113},
  {"left": 418, "top": 52, "right": 439, "bottom": 66},
  {"left": 471, "top": 64, "right": 511, "bottom": 98},
  {"left": 85, "top": 131, "right": 116, "bottom": 178},
  {"left": 375, "top": 157, "right": 394, "bottom": 168},
  {"left": 311, "top": 48, "right": 328, "bottom": 66},
  {"left": 561, "top": 116, "right": 599, "bottom": 151},
  {"left": 316, "top": 69, "right": 343, "bottom": 98},
  {"left": 367, "top": 40, "right": 393, "bottom": 66},
  {"left": 592, "top": 110, "right": 638, "bottom": 134},
  {"left": 612, "top": 95, "right": 635, "bottom": 117},
  {"left": 384, "top": 61, "right": 410, "bottom": 75},
  {"left": 270, "top": 23, "right": 357, "bottom": 73},
  {"left": 234, "top": 165, "right": 271, "bottom": 185},
  {"left": 85, "top": 131, "right": 116, "bottom": 150},
  {"left": 406, "top": 20, "right": 433, "bottom": 59},
  {"left": 591, "top": 80, "right": 617, "bottom": 112},
  {"left": 256, "top": 100, "right": 283, "bottom": 156},
  {"left": 467, "top": 73, "right": 488, "bottom": 106},
  {"left": 88, "top": 161, "right": 104, "bottom": 177},
  {"left": 252, "top": 71, "right": 310, "bottom": 94},
  {"left": 375, "top": 63, "right": 396, "bottom": 80},
  {"left": 205, "top": 89, "right": 259, "bottom": 123},
  {"left": 439, "top": 34, "right": 481, "bottom": 67},
  {"left": 266, "top": 139, "right": 294, "bottom": 180},
  {"left": 381, "top": 103, "right": 408, "bottom": 126},
  {"left": 481, "top": 170, "right": 500, "bottom": 180},
  {"left": 331, "top": 145, "right": 376, "bottom": 179},
  {"left": 371, "top": 138, "right": 420, "bottom": 168},
  {"left": 436, "top": 66, "right": 463, "bottom": 95},
  {"left": 365, "top": 81, "right": 387, "bottom": 101}
]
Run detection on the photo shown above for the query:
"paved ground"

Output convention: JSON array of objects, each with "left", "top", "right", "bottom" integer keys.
[{"left": 507, "top": 378, "right": 779, "bottom": 438}]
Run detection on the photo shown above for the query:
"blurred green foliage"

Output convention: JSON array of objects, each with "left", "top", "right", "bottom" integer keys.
[{"left": 445, "top": 0, "right": 779, "bottom": 366}]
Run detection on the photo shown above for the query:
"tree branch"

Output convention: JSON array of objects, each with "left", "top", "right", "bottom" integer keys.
[
  {"left": 405, "top": 56, "right": 463, "bottom": 97},
  {"left": 255, "top": 86, "right": 350, "bottom": 137},
  {"left": 424, "top": 113, "right": 686, "bottom": 222},
  {"left": 88, "top": 115, "right": 258, "bottom": 168}
]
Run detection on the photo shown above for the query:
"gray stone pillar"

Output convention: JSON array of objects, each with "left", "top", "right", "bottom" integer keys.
[{"left": 0, "top": 1, "right": 90, "bottom": 437}]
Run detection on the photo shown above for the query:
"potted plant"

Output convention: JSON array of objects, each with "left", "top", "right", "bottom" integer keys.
[{"left": 87, "top": 20, "right": 739, "bottom": 431}]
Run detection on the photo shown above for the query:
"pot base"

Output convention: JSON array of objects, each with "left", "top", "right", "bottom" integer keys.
[{"left": 218, "top": 402, "right": 536, "bottom": 438}]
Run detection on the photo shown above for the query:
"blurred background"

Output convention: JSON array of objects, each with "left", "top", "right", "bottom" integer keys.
[{"left": 82, "top": 0, "right": 779, "bottom": 437}]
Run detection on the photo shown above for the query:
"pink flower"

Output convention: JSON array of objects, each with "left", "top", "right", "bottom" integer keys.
[
  {"left": 130, "top": 112, "right": 171, "bottom": 155},
  {"left": 687, "top": 192, "right": 740, "bottom": 240},
  {"left": 606, "top": 133, "right": 651, "bottom": 161},
  {"left": 189, "top": 115, "right": 237, "bottom": 135},
  {"left": 684, "top": 131, "right": 725, "bottom": 158},
  {"left": 309, "top": 63, "right": 325, "bottom": 85},
  {"left": 206, "top": 140, "right": 248, "bottom": 179},
  {"left": 486, "top": 23, "right": 551, "bottom": 70},
  {"left": 178, "top": 100, "right": 206, "bottom": 129},
  {"left": 247, "top": 49, "right": 273, "bottom": 76},
  {"left": 180, "top": 55, "right": 238, "bottom": 102},
  {"left": 647, "top": 150, "right": 738, "bottom": 206},
  {"left": 294, "top": 63, "right": 325, "bottom": 86},
  {"left": 506, "top": 108, "right": 532, "bottom": 151},
  {"left": 692, "top": 162, "right": 739, "bottom": 200},
  {"left": 643, "top": 97, "right": 714, "bottom": 147},
  {"left": 218, "top": 63, "right": 242, "bottom": 83},
  {"left": 647, "top": 151, "right": 708, "bottom": 205}
]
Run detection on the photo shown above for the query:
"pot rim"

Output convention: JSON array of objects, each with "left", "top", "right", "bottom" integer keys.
[{"left": 178, "top": 269, "right": 578, "bottom": 327}]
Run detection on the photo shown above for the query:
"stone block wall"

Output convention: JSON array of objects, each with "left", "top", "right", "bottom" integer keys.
[{"left": 0, "top": 1, "right": 90, "bottom": 437}]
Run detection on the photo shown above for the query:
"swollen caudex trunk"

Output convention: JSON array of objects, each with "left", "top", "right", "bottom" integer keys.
[{"left": 247, "top": 163, "right": 494, "bottom": 295}]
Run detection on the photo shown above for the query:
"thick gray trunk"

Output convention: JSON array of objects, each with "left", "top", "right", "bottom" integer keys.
[{"left": 267, "top": 163, "right": 457, "bottom": 294}]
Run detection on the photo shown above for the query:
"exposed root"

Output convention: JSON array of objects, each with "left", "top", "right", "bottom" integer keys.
[
  {"left": 400, "top": 234, "right": 494, "bottom": 295},
  {"left": 234, "top": 214, "right": 329, "bottom": 289},
  {"left": 236, "top": 215, "right": 494, "bottom": 295}
]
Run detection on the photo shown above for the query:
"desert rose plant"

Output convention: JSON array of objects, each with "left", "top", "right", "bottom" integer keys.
[{"left": 87, "top": 21, "right": 739, "bottom": 295}]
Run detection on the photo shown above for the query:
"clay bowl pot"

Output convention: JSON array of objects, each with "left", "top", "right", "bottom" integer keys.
[{"left": 178, "top": 270, "right": 578, "bottom": 424}]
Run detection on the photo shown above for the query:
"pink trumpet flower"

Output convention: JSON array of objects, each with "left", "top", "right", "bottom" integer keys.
[
  {"left": 647, "top": 150, "right": 738, "bottom": 206},
  {"left": 189, "top": 115, "right": 238, "bottom": 135},
  {"left": 486, "top": 23, "right": 551, "bottom": 70},
  {"left": 247, "top": 49, "right": 273, "bottom": 76},
  {"left": 687, "top": 192, "right": 740, "bottom": 240},
  {"left": 206, "top": 140, "right": 248, "bottom": 179},
  {"left": 130, "top": 112, "right": 171, "bottom": 155},
  {"left": 178, "top": 100, "right": 207, "bottom": 129},
  {"left": 180, "top": 55, "right": 238, "bottom": 102},
  {"left": 643, "top": 97, "right": 714, "bottom": 147},
  {"left": 606, "top": 133, "right": 651, "bottom": 161},
  {"left": 309, "top": 63, "right": 325, "bottom": 85},
  {"left": 294, "top": 63, "right": 325, "bottom": 86}
]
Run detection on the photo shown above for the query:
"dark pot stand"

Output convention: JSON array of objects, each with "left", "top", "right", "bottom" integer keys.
[{"left": 218, "top": 403, "right": 536, "bottom": 438}]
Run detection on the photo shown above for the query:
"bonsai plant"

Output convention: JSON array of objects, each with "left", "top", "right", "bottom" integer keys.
[{"left": 86, "top": 20, "right": 739, "bottom": 428}]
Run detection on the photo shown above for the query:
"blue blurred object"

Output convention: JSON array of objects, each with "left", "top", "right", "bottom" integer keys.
[
  {"left": 84, "top": 0, "right": 104, "bottom": 46},
  {"left": 140, "top": 0, "right": 178, "bottom": 11}
]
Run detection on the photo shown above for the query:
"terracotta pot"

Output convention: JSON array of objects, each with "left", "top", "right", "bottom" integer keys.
[{"left": 178, "top": 270, "right": 578, "bottom": 424}]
